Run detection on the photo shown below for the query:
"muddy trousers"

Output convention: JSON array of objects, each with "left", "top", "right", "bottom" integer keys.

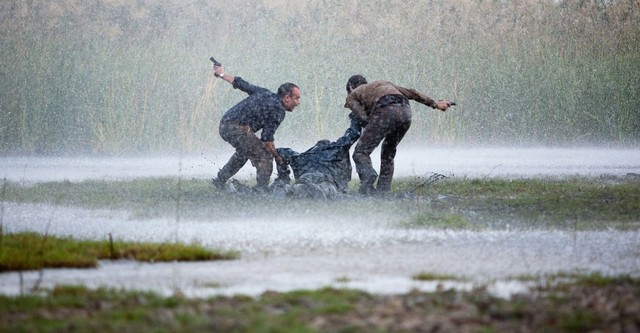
[
  {"left": 217, "top": 122, "right": 273, "bottom": 188},
  {"left": 352, "top": 104, "right": 412, "bottom": 194}
]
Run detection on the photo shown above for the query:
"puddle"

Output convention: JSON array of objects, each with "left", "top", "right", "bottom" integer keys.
[{"left": 1, "top": 201, "right": 639, "bottom": 298}]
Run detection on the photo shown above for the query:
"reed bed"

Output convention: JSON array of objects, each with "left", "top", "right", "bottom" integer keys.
[{"left": 1, "top": 0, "right": 638, "bottom": 155}]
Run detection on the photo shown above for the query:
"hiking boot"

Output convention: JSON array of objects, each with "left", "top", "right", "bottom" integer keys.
[
  {"left": 358, "top": 184, "right": 376, "bottom": 196},
  {"left": 357, "top": 172, "right": 377, "bottom": 196},
  {"left": 230, "top": 179, "right": 253, "bottom": 193},
  {"left": 211, "top": 177, "right": 228, "bottom": 191}
]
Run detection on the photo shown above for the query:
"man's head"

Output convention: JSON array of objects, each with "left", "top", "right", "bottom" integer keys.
[
  {"left": 278, "top": 83, "right": 301, "bottom": 112},
  {"left": 346, "top": 75, "right": 367, "bottom": 94}
]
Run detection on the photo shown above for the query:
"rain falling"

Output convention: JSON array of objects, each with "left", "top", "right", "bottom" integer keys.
[{"left": 1, "top": 1, "right": 640, "bottom": 329}]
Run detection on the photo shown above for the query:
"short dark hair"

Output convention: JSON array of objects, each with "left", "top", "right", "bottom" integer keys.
[
  {"left": 346, "top": 74, "right": 367, "bottom": 93},
  {"left": 277, "top": 82, "right": 299, "bottom": 98}
]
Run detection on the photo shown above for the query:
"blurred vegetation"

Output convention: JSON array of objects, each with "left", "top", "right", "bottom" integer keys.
[
  {"left": 2, "top": 277, "right": 639, "bottom": 333},
  {"left": 0, "top": 0, "right": 638, "bottom": 155}
]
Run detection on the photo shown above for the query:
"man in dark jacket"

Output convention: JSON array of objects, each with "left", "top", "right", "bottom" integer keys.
[
  {"left": 344, "top": 75, "right": 452, "bottom": 195},
  {"left": 211, "top": 64, "right": 301, "bottom": 191}
]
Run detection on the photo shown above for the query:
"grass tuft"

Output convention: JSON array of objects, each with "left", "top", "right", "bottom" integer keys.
[
  {"left": 0, "top": 232, "right": 237, "bottom": 272},
  {"left": 412, "top": 272, "right": 461, "bottom": 281}
]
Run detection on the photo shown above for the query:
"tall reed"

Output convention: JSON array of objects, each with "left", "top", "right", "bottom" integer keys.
[{"left": 0, "top": 0, "right": 637, "bottom": 155}]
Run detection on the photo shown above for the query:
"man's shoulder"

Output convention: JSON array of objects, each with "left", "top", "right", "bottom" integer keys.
[{"left": 356, "top": 80, "right": 393, "bottom": 91}]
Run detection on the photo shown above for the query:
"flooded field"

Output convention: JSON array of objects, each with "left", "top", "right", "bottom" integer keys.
[
  {"left": 1, "top": 147, "right": 639, "bottom": 297},
  {"left": 2, "top": 147, "right": 638, "bottom": 183}
]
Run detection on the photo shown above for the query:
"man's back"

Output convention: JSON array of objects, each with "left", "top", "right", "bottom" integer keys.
[{"left": 221, "top": 77, "right": 286, "bottom": 142}]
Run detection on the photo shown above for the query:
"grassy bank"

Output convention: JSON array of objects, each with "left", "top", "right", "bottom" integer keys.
[
  {"left": 2, "top": 176, "right": 639, "bottom": 231},
  {"left": 1, "top": 274, "right": 639, "bottom": 332},
  {"left": 404, "top": 176, "right": 640, "bottom": 230},
  {"left": 0, "top": 232, "right": 238, "bottom": 272}
]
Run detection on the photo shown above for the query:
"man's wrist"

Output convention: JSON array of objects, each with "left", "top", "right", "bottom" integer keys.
[{"left": 217, "top": 73, "right": 225, "bottom": 79}]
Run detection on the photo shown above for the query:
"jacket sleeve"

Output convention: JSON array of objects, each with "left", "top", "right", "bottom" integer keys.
[
  {"left": 344, "top": 93, "right": 369, "bottom": 124},
  {"left": 393, "top": 84, "right": 437, "bottom": 108},
  {"left": 334, "top": 113, "right": 363, "bottom": 147},
  {"left": 232, "top": 77, "right": 270, "bottom": 96}
]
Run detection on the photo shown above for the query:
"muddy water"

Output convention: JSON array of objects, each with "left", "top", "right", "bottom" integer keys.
[{"left": 1, "top": 147, "right": 639, "bottom": 297}]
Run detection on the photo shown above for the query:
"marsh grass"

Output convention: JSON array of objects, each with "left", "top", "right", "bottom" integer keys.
[
  {"left": 1, "top": 276, "right": 638, "bottom": 333},
  {"left": 0, "top": 232, "right": 238, "bottom": 272},
  {"left": 406, "top": 176, "right": 640, "bottom": 230},
  {"left": 2, "top": 175, "right": 639, "bottom": 231}
]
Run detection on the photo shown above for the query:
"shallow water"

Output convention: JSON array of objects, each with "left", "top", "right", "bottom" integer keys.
[
  {"left": 1, "top": 147, "right": 639, "bottom": 297},
  {"left": 2, "top": 147, "right": 639, "bottom": 183}
]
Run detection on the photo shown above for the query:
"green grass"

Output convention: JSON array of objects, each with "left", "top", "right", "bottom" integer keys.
[
  {"left": 404, "top": 176, "right": 640, "bottom": 230},
  {"left": 0, "top": 232, "right": 238, "bottom": 272},
  {"left": 2, "top": 175, "right": 639, "bottom": 231},
  {"left": 1, "top": 277, "right": 638, "bottom": 333},
  {"left": 411, "top": 271, "right": 461, "bottom": 282}
]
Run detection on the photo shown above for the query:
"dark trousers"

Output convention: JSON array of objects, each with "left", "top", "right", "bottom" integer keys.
[
  {"left": 217, "top": 122, "right": 273, "bottom": 188},
  {"left": 352, "top": 103, "right": 412, "bottom": 193}
]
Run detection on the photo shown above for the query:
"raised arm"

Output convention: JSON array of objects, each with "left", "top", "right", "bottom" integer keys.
[
  {"left": 213, "top": 64, "right": 235, "bottom": 84},
  {"left": 213, "top": 64, "right": 269, "bottom": 95}
]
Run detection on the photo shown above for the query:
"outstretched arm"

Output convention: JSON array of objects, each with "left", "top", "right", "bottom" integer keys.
[
  {"left": 433, "top": 100, "right": 453, "bottom": 111},
  {"left": 213, "top": 64, "right": 267, "bottom": 95},
  {"left": 213, "top": 65, "right": 236, "bottom": 84},
  {"left": 335, "top": 113, "right": 363, "bottom": 147},
  {"left": 393, "top": 84, "right": 453, "bottom": 111}
]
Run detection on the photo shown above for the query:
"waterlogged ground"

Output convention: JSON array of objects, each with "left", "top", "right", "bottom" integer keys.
[
  {"left": 1, "top": 147, "right": 639, "bottom": 297},
  {"left": 2, "top": 146, "right": 638, "bottom": 182}
]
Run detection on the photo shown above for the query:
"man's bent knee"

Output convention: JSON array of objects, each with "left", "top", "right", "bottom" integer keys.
[{"left": 352, "top": 151, "right": 370, "bottom": 164}]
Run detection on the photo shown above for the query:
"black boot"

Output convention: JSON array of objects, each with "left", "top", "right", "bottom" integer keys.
[
  {"left": 211, "top": 177, "right": 228, "bottom": 191},
  {"left": 358, "top": 174, "right": 377, "bottom": 196}
]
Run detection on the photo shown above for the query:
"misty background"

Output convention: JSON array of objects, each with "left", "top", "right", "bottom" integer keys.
[{"left": 1, "top": 0, "right": 638, "bottom": 156}]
